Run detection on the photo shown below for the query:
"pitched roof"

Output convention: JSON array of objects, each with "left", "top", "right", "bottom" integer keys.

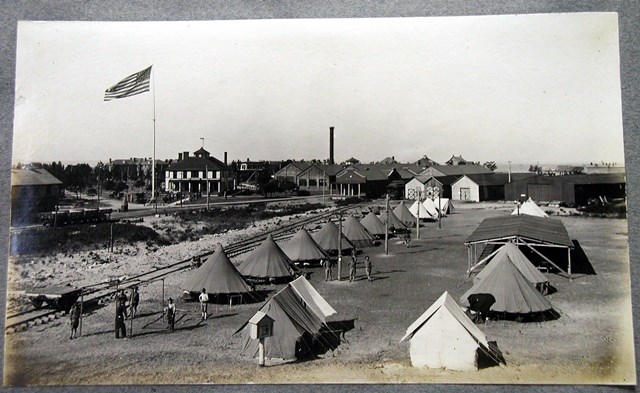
[
  {"left": 465, "top": 215, "right": 573, "bottom": 247},
  {"left": 460, "top": 173, "right": 510, "bottom": 186},
  {"left": 182, "top": 244, "right": 251, "bottom": 294},
  {"left": 460, "top": 256, "right": 553, "bottom": 314},
  {"left": 281, "top": 228, "right": 328, "bottom": 262},
  {"left": 433, "top": 175, "right": 463, "bottom": 186},
  {"left": 423, "top": 164, "right": 493, "bottom": 176},
  {"left": 236, "top": 235, "right": 298, "bottom": 279},
  {"left": 11, "top": 168, "right": 63, "bottom": 186},
  {"left": 167, "top": 156, "right": 229, "bottom": 171}
]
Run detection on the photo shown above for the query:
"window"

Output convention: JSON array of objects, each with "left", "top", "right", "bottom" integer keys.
[
  {"left": 299, "top": 179, "right": 307, "bottom": 187},
  {"left": 309, "top": 179, "right": 317, "bottom": 186},
  {"left": 191, "top": 170, "right": 199, "bottom": 178}
]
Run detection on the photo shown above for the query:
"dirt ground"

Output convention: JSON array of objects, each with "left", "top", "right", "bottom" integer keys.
[{"left": 3, "top": 201, "right": 635, "bottom": 385}]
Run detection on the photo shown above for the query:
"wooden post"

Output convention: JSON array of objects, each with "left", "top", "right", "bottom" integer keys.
[
  {"left": 79, "top": 287, "right": 84, "bottom": 337},
  {"left": 258, "top": 337, "right": 266, "bottom": 367},
  {"left": 416, "top": 191, "right": 420, "bottom": 240},
  {"left": 129, "top": 287, "right": 134, "bottom": 338},
  {"left": 337, "top": 213, "right": 342, "bottom": 281},
  {"left": 110, "top": 222, "right": 114, "bottom": 253},
  {"left": 53, "top": 205, "right": 58, "bottom": 229},
  {"left": 438, "top": 194, "right": 441, "bottom": 229},
  {"left": 161, "top": 278, "right": 165, "bottom": 322},
  {"left": 206, "top": 165, "right": 210, "bottom": 211},
  {"left": 568, "top": 247, "right": 572, "bottom": 282},
  {"left": 384, "top": 194, "right": 389, "bottom": 255}
]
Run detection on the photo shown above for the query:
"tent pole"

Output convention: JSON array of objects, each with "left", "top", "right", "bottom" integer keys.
[{"left": 568, "top": 247, "right": 572, "bottom": 282}]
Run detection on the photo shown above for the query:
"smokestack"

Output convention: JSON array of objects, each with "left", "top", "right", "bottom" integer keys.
[
  {"left": 224, "top": 152, "right": 228, "bottom": 165},
  {"left": 329, "top": 126, "right": 334, "bottom": 165}
]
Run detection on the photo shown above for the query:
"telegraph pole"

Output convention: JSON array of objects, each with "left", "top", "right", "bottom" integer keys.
[
  {"left": 337, "top": 212, "right": 343, "bottom": 281},
  {"left": 206, "top": 164, "right": 210, "bottom": 211},
  {"left": 384, "top": 194, "right": 389, "bottom": 255},
  {"left": 416, "top": 190, "right": 420, "bottom": 240}
]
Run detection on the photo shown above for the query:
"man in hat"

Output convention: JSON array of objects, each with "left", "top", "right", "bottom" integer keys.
[
  {"left": 115, "top": 298, "right": 127, "bottom": 338},
  {"left": 69, "top": 301, "right": 81, "bottom": 339},
  {"left": 130, "top": 286, "right": 140, "bottom": 319},
  {"left": 166, "top": 298, "right": 176, "bottom": 331}
]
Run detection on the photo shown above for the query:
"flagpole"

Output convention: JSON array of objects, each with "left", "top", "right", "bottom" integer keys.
[{"left": 152, "top": 66, "right": 157, "bottom": 214}]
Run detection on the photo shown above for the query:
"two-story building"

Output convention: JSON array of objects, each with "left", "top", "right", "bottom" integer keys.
[{"left": 164, "top": 148, "right": 233, "bottom": 195}]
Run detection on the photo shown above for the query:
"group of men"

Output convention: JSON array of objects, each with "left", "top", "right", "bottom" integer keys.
[
  {"left": 115, "top": 286, "right": 140, "bottom": 339},
  {"left": 322, "top": 248, "right": 373, "bottom": 282}
]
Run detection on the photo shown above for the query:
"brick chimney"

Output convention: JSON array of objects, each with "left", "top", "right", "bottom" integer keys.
[
  {"left": 183, "top": 151, "right": 189, "bottom": 159},
  {"left": 224, "top": 152, "right": 228, "bottom": 165}
]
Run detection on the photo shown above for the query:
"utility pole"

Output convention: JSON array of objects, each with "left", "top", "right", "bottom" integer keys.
[
  {"left": 384, "top": 194, "right": 389, "bottom": 255},
  {"left": 206, "top": 164, "right": 210, "bottom": 211},
  {"left": 337, "top": 212, "right": 342, "bottom": 281},
  {"left": 322, "top": 170, "right": 326, "bottom": 205},
  {"left": 416, "top": 190, "right": 420, "bottom": 240}
]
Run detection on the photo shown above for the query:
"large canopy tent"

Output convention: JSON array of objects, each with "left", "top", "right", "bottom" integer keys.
[
  {"left": 281, "top": 228, "right": 328, "bottom": 265},
  {"left": 422, "top": 198, "right": 440, "bottom": 217},
  {"left": 473, "top": 243, "right": 549, "bottom": 289},
  {"left": 289, "top": 276, "right": 337, "bottom": 323},
  {"left": 360, "top": 212, "right": 387, "bottom": 238},
  {"left": 465, "top": 215, "right": 574, "bottom": 279},
  {"left": 393, "top": 202, "right": 416, "bottom": 227},
  {"left": 511, "top": 197, "right": 549, "bottom": 217},
  {"left": 312, "top": 221, "right": 354, "bottom": 254},
  {"left": 460, "top": 256, "right": 555, "bottom": 316},
  {"left": 379, "top": 210, "right": 408, "bottom": 232},
  {"left": 237, "top": 285, "right": 325, "bottom": 360},
  {"left": 182, "top": 244, "right": 252, "bottom": 298},
  {"left": 400, "top": 292, "right": 503, "bottom": 371},
  {"left": 236, "top": 234, "right": 299, "bottom": 283},
  {"left": 342, "top": 215, "right": 375, "bottom": 248},
  {"left": 408, "top": 200, "right": 433, "bottom": 220}
]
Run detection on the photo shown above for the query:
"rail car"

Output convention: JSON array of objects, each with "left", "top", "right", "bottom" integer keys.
[{"left": 39, "top": 208, "right": 113, "bottom": 227}]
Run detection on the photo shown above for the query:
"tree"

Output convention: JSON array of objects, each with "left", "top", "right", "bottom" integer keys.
[
  {"left": 256, "top": 163, "right": 274, "bottom": 197},
  {"left": 483, "top": 161, "right": 497, "bottom": 171},
  {"left": 63, "top": 163, "right": 93, "bottom": 199}
]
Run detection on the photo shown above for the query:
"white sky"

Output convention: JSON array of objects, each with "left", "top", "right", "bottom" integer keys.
[{"left": 12, "top": 14, "right": 624, "bottom": 166}]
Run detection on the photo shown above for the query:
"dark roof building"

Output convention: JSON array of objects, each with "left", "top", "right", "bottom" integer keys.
[{"left": 11, "top": 168, "right": 64, "bottom": 225}]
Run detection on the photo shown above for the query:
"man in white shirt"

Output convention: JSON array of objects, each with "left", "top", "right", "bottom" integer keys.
[{"left": 199, "top": 288, "right": 209, "bottom": 321}]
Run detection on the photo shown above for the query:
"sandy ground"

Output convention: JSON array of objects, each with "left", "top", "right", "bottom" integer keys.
[{"left": 3, "top": 201, "right": 635, "bottom": 385}]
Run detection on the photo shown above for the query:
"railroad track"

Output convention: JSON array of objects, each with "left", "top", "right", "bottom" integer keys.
[{"left": 6, "top": 202, "right": 373, "bottom": 334}]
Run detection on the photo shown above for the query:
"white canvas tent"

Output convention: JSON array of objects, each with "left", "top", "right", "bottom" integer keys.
[
  {"left": 435, "top": 197, "right": 454, "bottom": 215},
  {"left": 400, "top": 292, "right": 502, "bottom": 371},
  {"left": 408, "top": 200, "right": 432, "bottom": 219},
  {"left": 289, "top": 276, "right": 337, "bottom": 323},
  {"left": 512, "top": 198, "right": 548, "bottom": 217},
  {"left": 422, "top": 198, "right": 440, "bottom": 217}
]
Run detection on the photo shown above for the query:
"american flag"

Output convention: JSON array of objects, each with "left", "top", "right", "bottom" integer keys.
[{"left": 104, "top": 66, "right": 152, "bottom": 101}]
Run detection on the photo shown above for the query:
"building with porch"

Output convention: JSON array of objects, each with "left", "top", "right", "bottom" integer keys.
[
  {"left": 164, "top": 148, "right": 233, "bottom": 195},
  {"left": 11, "top": 167, "right": 64, "bottom": 225}
]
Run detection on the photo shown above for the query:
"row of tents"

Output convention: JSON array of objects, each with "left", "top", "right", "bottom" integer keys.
[{"left": 181, "top": 208, "right": 411, "bottom": 297}]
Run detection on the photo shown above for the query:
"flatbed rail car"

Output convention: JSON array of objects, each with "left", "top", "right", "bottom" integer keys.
[
  {"left": 24, "top": 285, "right": 82, "bottom": 312},
  {"left": 39, "top": 208, "right": 113, "bottom": 226}
]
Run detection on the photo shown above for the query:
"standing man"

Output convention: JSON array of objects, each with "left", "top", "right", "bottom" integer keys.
[
  {"left": 130, "top": 286, "right": 140, "bottom": 319},
  {"left": 115, "top": 298, "right": 127, "bottom": 339},
  {"left": 349, "top": 254, "right": 357, "bottom": 282},
  {"left": 199, "top": 288, "right": 209, "bottom": 321},
  {"left": 166, "top": 298, "right": 176, "bottom": 331},
  {"left": 69, "top": 301, "right": 80, "bottom": 340},
  {"left": 364, "top": 256, "right": 373, "bottom": 282},
  {"left": 323, "top": 258, "right": 333, "bottom": 281}
]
